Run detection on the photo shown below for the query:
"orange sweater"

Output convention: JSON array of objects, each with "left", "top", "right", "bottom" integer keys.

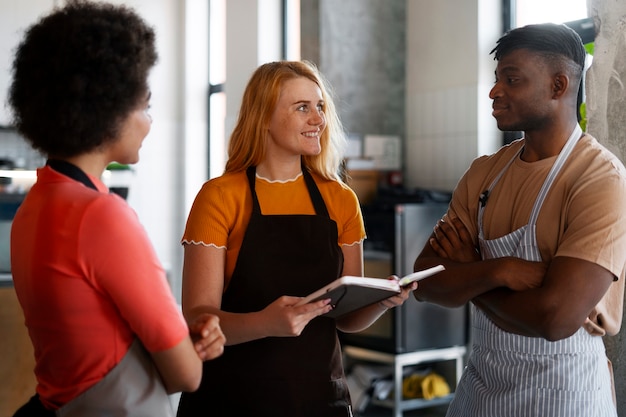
[{"left": 182, "top": 170, "right": 366, "bottom": 284}]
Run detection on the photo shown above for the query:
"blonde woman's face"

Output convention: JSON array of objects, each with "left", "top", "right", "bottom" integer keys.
[{"left": 267, "top": 77, "right": 326, "bottom": 160}]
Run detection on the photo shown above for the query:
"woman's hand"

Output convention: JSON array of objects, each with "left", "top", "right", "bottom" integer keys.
[
  {"left": 188, "top": 313, "right": 226, "bottom": 361},
  {"left": 260, "top": 296, "right": 333, "bottom": 337},
  {"left": 378, "top": 278, "right": 418, "bottom": 309}
]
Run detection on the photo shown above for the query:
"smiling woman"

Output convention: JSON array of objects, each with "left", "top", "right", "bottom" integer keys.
[{"left": 177, "top": 60, "right": 417, "bottom": 417}]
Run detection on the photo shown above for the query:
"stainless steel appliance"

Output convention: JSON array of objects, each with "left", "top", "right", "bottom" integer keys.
[
  {"left": 340, "top": 194, "right": 468, "bottom": 353},
  {"left": 0, "top": 193, "right": 24, "bottom": 276}
]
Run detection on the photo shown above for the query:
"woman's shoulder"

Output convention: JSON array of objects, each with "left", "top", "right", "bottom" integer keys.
[
  {"left": 186, "top": 171, "right": 250, "bottom": 215},
  {"left": 198, "top": 171, "right": 249, "bottom": 195},
  {"left": 94, "top": 191, "right": 138, "bottom": 220},
  {"left": 311, "top": 172, "right": 354, "bottom": 193},
  {"left": 311, "top": 173, "right": 360, "bottom": 206}
]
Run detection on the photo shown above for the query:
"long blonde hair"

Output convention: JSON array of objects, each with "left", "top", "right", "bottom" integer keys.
[{"left": 224, "top": 60, "right": 346, "bottom": 181}]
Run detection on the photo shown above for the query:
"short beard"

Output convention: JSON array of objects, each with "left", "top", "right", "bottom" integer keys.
[{"left": 498, "top": 114, "right": 550, "bottom": 133}]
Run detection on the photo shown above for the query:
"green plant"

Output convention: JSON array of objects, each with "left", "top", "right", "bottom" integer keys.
[
  {"left": 106, "top": 162, "right": 132, "bottom": 171},
  {"left": 579, "top": 42, "right": 594, "bottom": 132},
  {"left": 579, "top": 102, "right": 587, "bottom": 132}
]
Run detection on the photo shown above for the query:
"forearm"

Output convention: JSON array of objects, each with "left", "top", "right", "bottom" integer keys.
[
  {"left": 336, "top": 302, "right": 388, "bottom": 333},
  {"left": 472, "top": 288, "right": 547, "bottom": 337},
  {"left": 473, "top": 287, "right": 583, "bottom": 340},
  {"left": 151, "top": 337, "right": 202, "bottom": 394},
  {"left": 473, "top": 257, "right": 614, "bottom": 341},
  {"left": 186, "top": 306, "right": 268, "bottom": 346},
  {"left": 413, "top": 257, "right": 512, "bottom": 307}
]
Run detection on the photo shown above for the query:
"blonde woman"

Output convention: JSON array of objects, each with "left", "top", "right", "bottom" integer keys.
[{"left": 178, "top": 61, "right": 415, "bottom": 417}]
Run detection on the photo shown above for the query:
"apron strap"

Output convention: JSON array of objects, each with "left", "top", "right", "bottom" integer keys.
[
  {"left": 477, "top": 148, "right": 521, "bottom": 240},
  {"left": 47, "top": 159, "right": 98, "bottom": 191},
  {"left": 245, "top": 163, "right": 330, "bottom": 218},
  {"left": 301, "top": 163, "right": 330, "bottom": 218},
  {"left": 478, "top": 124, "right": 583, "bottom": 236},
  {"left": 245, "top": 166, "right": 262, "bottom": 216},
  {"left": 527, "top": 124, "right": 582, "bottom": 225}
]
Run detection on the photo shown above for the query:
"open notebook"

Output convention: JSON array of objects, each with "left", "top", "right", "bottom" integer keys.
[{"left": 295, "top": 264, "right": 445, "bottom": 318}]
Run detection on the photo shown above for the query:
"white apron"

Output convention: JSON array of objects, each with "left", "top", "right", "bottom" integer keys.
[
  {"left": 446, "top": 125, "right": 617, "bottom": 417},
  {"left": 57, "top": 340, "right": 174, "bottom": 417}
]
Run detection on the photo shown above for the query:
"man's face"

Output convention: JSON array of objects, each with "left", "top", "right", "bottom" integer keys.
[{"left": 489, "top": 48, "right": 557, "bottom": 132}]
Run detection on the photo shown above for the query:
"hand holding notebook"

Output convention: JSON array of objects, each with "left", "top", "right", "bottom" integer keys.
[{"left": 295, "top": 264, "right": 445, "bottom": 318}]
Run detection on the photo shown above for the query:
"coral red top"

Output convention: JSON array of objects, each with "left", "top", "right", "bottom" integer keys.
[{"left": 11, "top": 166, "right": 188, "bottom": 409}]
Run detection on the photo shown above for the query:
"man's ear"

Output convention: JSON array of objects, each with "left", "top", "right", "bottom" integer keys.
[{"left": 552, "top": 73, "right": 569, "bottom": 99}]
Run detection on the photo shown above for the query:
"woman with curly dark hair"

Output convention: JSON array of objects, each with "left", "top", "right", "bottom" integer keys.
[{"left": 8, "top": 2, "right": 225, "bottom": 416}]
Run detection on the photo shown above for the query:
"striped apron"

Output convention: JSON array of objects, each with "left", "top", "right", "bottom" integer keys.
[{"left": 447, "top": 125, "right": 617, "bottom": 417}]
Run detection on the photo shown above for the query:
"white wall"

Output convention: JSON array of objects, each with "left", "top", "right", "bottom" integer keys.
[
  {"left": 0, "top": 0, "right": 54, "bottom": 126},
  {"left": 224, "top": 0, "right": 283, "bottom": 140},
  {"left": 405, "top": 0, "right": 502, "bottom": 191}
]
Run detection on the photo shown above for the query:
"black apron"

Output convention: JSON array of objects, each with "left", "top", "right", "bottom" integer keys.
[{"left": 177, "top": 166, "right": 352, "bottom": 417}]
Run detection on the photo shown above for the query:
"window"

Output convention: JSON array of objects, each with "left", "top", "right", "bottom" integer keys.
[
  {"left": 208, "top": 0, "right": 226, "bottom": 179},
  {"left": 514, "top": 0, "right": 588, "bottom": 28},
  {"left": 207, "top": 0, "right": 299, "bottom": 179}
]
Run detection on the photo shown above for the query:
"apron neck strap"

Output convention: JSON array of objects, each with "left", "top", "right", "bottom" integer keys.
[
  {"left": 245, "top": 163, "right": 330, "bottom": 218},
  {"left": 47, "top": 159, "right": 98, "bottom": 191},
  {"left": 301, "top": 164, "right": 329, "bottom": 218}
]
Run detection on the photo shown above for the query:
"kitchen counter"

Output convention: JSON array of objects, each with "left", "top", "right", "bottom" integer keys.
[{"left": 0, "top": 285, "right": 36, "bottom": 416}]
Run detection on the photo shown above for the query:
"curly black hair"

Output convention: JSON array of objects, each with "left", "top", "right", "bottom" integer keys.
[{"left": 8, "top": 0, "right": 157, "bottom": 157}]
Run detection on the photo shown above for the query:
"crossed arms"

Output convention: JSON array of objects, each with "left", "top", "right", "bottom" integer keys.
[{"left": 413, "top": 216, "right": 614, "bottom": 341}]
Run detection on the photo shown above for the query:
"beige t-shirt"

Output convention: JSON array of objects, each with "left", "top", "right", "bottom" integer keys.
[{"left": 449, "top": 134, "right": 626, "bottom": 336}]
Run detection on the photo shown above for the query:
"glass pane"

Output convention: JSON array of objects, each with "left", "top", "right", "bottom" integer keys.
[
  {"left": 209, "top": 0, "right": 226, "bottom": 179},
  {"left": 516, "top": 0, "right": 587, "bottom": 27},
  {"left": 209, "top": 92, "right": 226, "bottom": 177}
]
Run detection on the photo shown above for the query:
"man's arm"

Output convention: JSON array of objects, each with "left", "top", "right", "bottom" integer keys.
[
  {"left": 474, "top": 257, "right": 614, "bottom": 340},
  {"left": 424, "top": 217, "right": 614, "bottom": 340},
  {"left": 413, "top": 217, "right": 545, "bottom": 307}
]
